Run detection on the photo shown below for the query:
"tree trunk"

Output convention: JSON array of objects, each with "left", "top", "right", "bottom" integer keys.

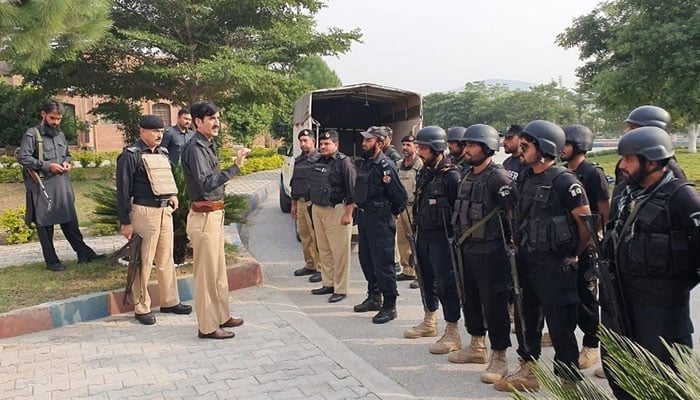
[{"left": 688, "top": 123, "right": 698, "bottom": 154}]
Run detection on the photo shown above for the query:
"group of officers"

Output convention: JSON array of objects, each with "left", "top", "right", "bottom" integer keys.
[{"left": 288, "top": 105, "right": 699, "bottom": 398}]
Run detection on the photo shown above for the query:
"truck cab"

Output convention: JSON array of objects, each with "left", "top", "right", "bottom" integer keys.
[{"left": 279, "top": 83, "right": 423, "bottom": 212}]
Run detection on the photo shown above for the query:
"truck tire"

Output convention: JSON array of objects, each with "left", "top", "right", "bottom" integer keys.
[{"left": 279, "top": 178, "right": 292, "bottom": 213}]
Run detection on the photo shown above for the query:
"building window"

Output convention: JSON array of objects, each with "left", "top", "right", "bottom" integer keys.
[{"left": 152, "top": 103, "right": 171, "bottom": 127}]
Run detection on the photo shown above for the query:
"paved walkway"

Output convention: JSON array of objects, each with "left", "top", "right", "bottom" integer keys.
[
  {"left": 0, "top": 284, "right": 414, "bottom": 400},
  {"left": 0, "top": 170, "right": 279, "bottom": 268}
]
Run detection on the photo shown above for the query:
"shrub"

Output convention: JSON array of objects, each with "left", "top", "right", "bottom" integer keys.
[
  {"left": 248, "top": 147, "right": 276, "bottom": 158},
  {"left": 0, "top": 206, "right": 36, "bottom": 244},
  {"left": 73, "top": 150, "right": 95, "bottom": 167},
  {"left": 240, "top": 155, "right": 284, "bottom": 175},
  {"left": 0, "top": 166, "right": 23, "bottom": 183},
  {"left": 219, "top": 146, "right": 233, "bottom": 165},
  {"left": 1, "top": 154, "right": 16, "bottom": 165}
]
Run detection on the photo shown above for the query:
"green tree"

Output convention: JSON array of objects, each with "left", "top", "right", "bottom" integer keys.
[
  {"left": 0, "top": 82, "right": 46, "bottom": 147},
  {"left": 0, "top": 0, "right": 111, "bottom": 73},
  {"left": 294, "top": 56, "right": 342, "bottom": 90},
  {"left": 557, "top": 0, "right": 700, "bottom": 151}
]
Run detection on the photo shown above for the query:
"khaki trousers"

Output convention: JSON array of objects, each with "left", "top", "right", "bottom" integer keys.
[
  {"left": 312, "top": 203, "right": 351, "bottom": 294},
  {"left": 396, "top": 204, "right": 415, "bottom": 276},
  {"left": 187, "top": 209, "right": 230, "bottom": 334},
  {"left": 130, "top": 204, "right": 180, "bottom": 315},
  {"left": 297, "top": 199, "right": 320, "bottom": 271}
]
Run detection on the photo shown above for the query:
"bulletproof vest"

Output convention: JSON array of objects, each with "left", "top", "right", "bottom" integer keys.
[
  {"left": 354, "top": 157, "right": 391, "bottom": 206},
  {"left": 414, "top": 168, "right": 452, "bottom": 230},
  {"left": 515, "top": 166, "right": 578, "bottom": 256},
  {"left": 309, "top": 154, "right": 346, "bottom": 206},
  {"left": 398, "top": 159, "right": 421, "bottom": 203},
  {"left": 290, "top": 151, "right": 319, "bottom": 199},
  {"left": 573, "top": 160, "right": 606, "bottom": 213},
  {"left": 616, "top": 178, "right": 694, "bottom": 280},
  {"left": 452, "top": 163, "right": 502, "bottom": 241}
]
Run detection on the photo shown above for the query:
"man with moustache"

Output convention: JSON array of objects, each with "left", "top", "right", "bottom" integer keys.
[
  {"left": 494, "top": 120, "right": 591, "bottom": 392},
  {"left": 500, "top": 124, "right": 526, "bottom": 182},
  {"left": 291, "top": 129, "right": 323, "bottom": 283},
  {"left": 309, "top": 130, "right": 356, "bottom": 303},
  {"left": 181, "top": 101, "right": 249, "bottom": 339},
  {"left": 161, "top": 108, "right": 195, "bottom": 165},
  {"left": 404, "top": 126, "right": 462, "bottom": 354},
  {"left": 116, "top": 115, "right": 192, "bottom": 325},
  {"left": 600, "top": 127, "right": 699, "bottom": 400},
  {"left": 353, "top": 126, "right": 407, "bottom": 323},
  {"left": 449, "top": 124, "right": 515, "bottom": 385},
  {"left": 560, "top": 124, "right": 610, "bottom": 369},
  {"left": 446, "top": 126, "right": 468, "bottom": 173},
  {"left": 395, "top": 134, "right": 423, "bottom": 286},
  {"left": 18, "top": 99, "right": 102, "bottom": 272}
]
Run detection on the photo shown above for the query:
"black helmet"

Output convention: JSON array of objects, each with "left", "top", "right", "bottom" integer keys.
[
  {"left": 624, "top": 105, "right": 671, "bottom": 131},
  {"left": 415, "top": 126, "right": 447, "bottom": 152},
  {"left": 617, "top": 126, "right": 674, "bottom": 161},
  {"left": 521, "top": 120, "right": 565, "bottom": 158},
  {"left": 563, "top": 124, "right": 594, "bottom": 153},
  {"left": 463, "top": 124, "right": 500, "bottom": 151},
  {"left": 446, "top": 127, "right": 467, "bottom": 142}
]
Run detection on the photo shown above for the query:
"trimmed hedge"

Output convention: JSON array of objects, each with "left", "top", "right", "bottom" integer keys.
[{"left": 0, "top": 165, "right": 115, "bottom": 183}]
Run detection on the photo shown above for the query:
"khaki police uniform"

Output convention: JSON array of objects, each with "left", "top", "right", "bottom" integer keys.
[
  {"left": 290, "top": 148, "right": 322, "bottom": 273},
  {"left": 116, "top": 141, "right": 181, "bottom": 316},
  {"left": 396, "top": 156, "right": 422, "bottom": 277}
]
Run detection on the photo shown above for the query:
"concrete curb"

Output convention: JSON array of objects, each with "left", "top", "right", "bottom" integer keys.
[{"left": 0, "top": 178, "right": 277, "bottom": 339}]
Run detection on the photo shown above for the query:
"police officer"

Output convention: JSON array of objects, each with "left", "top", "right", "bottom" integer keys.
[
  {"left": 561, "top": 124, "right": 610, "bottom": 370},
  {"left": 446, "top": 126, "right": 468, "bottom": 173},
  {"left": 500, "top": 124, "right": 526, "bottom": 182},
  {"left": 602, "top": 127, "right": 699, "bottom": 400},
  {"left": 290, "top": 129, "right": 322, "bottom": 283},
  {"left": 161, "top": 108, "right": 195, "bottom": 165},
  {"left": 181, "top": 101, "right": 249, "bottom": 340},
  {"left": 353, "top": 126, "right": 408, "bottom": 323},
  {"left": 309, "top": 130, "right": 356, "bottom": 303},
  {"left": 403, "top": 126, "right": 463, "bottom": 355},
  {"left": 494, "top": 120, "right": 591, "bottom": 393},
  {"left": 395, "top": 135, "right": 423, "bottom": 285},
  {"left": 381, "top": 126, "right": 402, "bottom": 164},
  {"left": 116, "top": 115, "right": 192, "bottom": 325},
  {"left": 449, "top": 124, "right": 515, "bottom": 385}
]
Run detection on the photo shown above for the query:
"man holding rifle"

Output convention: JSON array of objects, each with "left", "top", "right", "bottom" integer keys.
[
  {"left": 599, "top": 127, "right": 699, "bottom": 400},
  {"left": 448, "top": 124, "right": 515, "bottom": 385},
  {"left": 18, "top": 100, "right": 101, "bottom": 272},
  {"left": 404, "top": 126, "right": 462, "bottom": 354}
]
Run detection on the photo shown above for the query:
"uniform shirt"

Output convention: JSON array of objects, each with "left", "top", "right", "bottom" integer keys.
[
  {"left": 383, "top": 145, "right": 402, "bottom": 165},
  {"left": 181, "top": 132, "right": 240, "bottom": 202},
  {"left": 356, "top": 151, "right": 407, "bottom": 215},
  {"left": 115, "top": 140, "right": 170, "bottom": 225},
  {"left": 502, "top": 155, "right": 525, "bottom": 182},
  {"left": 397, "top": 156, "right": 423, "bottom": 204},
  {"left": 316, "top": 151, "right": 357, "bottom": 205},
  {"left": 161, "top": 125, "right": 195, "bottom": 165},
  {"left": 568, "top": 160, "right": 609, "bottom": 214}
]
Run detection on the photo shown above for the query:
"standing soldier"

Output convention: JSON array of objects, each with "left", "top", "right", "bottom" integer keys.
[
  {"left": 404, "top": 126, "right": 463, "bottom": 355},
  {"left": 601, "top": 127, "right": 699, "bottom": 400},
  {"left": 500, "top": 124, "right": 526, "bottom": 182},
  {"left": 395, "top": 135, "right": 423, "bottom": 286},
  {"left": 181, "top": 101, "right": 249, "bottom": 340},
  {"left": 561, "top": 124, "right": 610, "bottom": 369},
  {"left": 446, "top": 127, "right": 468, "bottom": 173},
  {"left": 116, "top": 115, "right": 192, "bottom": 325},
  {"left": 449, "top": 124, "right": 515, "bottom": 385},
  {"left": 353, "top": 126, "right": 408, "bottom": 323},
  {"left": 290, "top": 129, "right": 322, "bottom": 283},
  {"left": 494, "top": 120, "right": 591, "bottom": 392},
  {"left": 309, "top": 131, "right": 356, "bottom": 303},
  {"left": 161, "top": 108, "right": 195, "bottom": 165},
  {"left": 18, "top": 99, "right": 102, "bottom": 272}
]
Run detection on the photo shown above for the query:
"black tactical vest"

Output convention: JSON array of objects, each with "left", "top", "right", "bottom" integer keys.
[
  {"left": 452, "top": 163, "right": 502, "bottom": 240},
  {"left": 515, "top": 166, "right": 578, "bottom": 257},
  {"left": 309, "top": 154, "right": 346, "bottom": 206},
  {"left": 414, "top": 168, "right": 453, "bottom": 230},
  {"left": 616, "top": 178, "right": 694, "bottom": 280},
  {"left": 290, "top": 152, "right": 319, "bottom": 199},
  {"left": 354, "top": 157, "right": 392, "bottom": 206}
]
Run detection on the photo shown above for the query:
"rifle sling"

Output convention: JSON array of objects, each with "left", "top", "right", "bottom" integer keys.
[{"left": 456, "top": 206, "right": 502, "bottom": 247}]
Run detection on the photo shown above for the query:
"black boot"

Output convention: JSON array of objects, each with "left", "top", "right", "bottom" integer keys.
[
  {"left": 353, "top": 294, "right": 382, "bottom": 313},
  {"left": 372, "top": 296, "right": 397, "bottom": 324}
]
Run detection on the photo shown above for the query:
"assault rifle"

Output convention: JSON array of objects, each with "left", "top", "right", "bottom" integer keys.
[
  {"left": 108, "top": 234, "right": 143, "bottom": 306},
  {"left": 399, "top": 210, "right": 427, "bottom": 309},
  {"left": 497, "top": 211, "right": 528, "bottom": 354},
  {"left": 24, "top": 167, "right": 52, "bottom": 212},
  {"left": 580, "top": 213, "right": 632, "bottom": 337}
]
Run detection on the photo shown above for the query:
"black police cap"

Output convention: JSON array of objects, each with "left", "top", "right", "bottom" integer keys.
[
  {"left": 298, "top": 129, "right": 314, "bottom": 140},
  {"left": 139, "top": 115, "right": 164, "bottom": 129},
  {"left": 319, "top": 130, "right": 339, "bottom": 141},
  {"left": 401, "top": 134, "right": 415, "bottom": 143},
  {"left": 500, "top": 124, "right": 523, "bottom": 137}
]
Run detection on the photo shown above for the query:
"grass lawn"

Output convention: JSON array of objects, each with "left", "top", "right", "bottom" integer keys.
[{"left": 588, "top": 148, "right": 700, "bottom": 186}]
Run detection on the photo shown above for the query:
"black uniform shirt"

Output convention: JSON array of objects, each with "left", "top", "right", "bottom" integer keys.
[
  {"left": 317, "top": 151, "right": 356, "bottom": 205},
  {"left": 569, "top": 160, "right": 609, "bottom": 213},
  {"left": 357, "top": 152, "right": 407, "bottom": 215},
  {"left": 162, "top": 125, "right": 195, "bottom": 164},
  {"left": 503, "top": 155, "right": 525, "bottom": 182},
  {"left": 181, "top": 132, "right": 240, "bottom": 202},
  {"left": 115, "top": 140, "right": 170, "bottom": 225}
]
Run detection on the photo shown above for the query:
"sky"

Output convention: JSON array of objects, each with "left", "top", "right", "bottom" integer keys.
[{"left": 315, "top": 0, "right": 602, "bottom": 95}]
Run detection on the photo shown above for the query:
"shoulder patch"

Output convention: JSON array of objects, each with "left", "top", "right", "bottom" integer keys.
[
  {"left": 568, "top": 182, "right": 584, "bottom": 197},
  {"left": 159, "top": 146, "right": 169, "bottom": 155},
  {"left": 690, "top": 211, "right": 700, "bottom": 228},
  {"left": 498, "top": 185, "right": 512, "bottom": 198},
  {"left": 126, "top": 146, "right": 140, "bottom": 153}
]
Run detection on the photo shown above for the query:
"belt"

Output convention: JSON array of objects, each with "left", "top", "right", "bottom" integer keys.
[
  {"left": 358, "top": 201, "right": 390, "bottom": 213},
  {"left": 298, "top": 197, "right": 309, "bottom": 202},
  {"left": 190, "top": 200, "right": 225, "bottom": 213},
  {"left": 133, "top": 197, "right": 170, "bottom": 208}
]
